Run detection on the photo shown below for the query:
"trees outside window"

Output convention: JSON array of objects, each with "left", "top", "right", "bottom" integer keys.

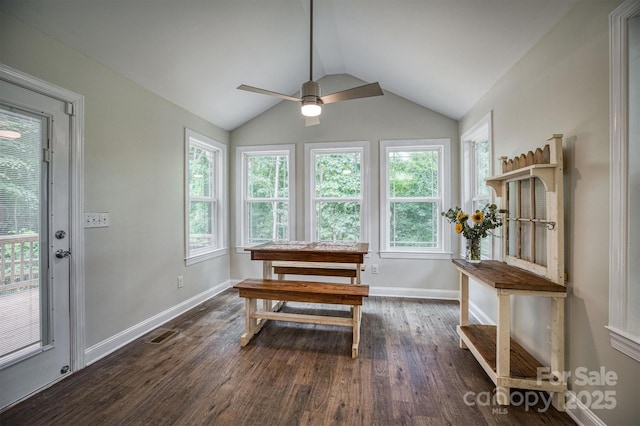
[
  {"left": 305, "top": 142, "right": 368, "bottom": 243},
  {"left": 185, "top": 129, "right": 226, "bottom": 264},
  {"left": 461, "top": 113, "right": 494, "bottom": 259},
  {"left": 236, "top": 145, "right": 295, "bottom": 247},
  {"left": 380, "top": 139, "right": 451, "bottom": 258},
  {"left": 0, "top": 108, "right": 41, "bottom": 237}
]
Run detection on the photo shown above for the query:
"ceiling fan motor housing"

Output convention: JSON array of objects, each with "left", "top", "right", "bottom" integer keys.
[
  {"left": 301, "top": 80, "right": 321, "bottom": 104},
  {"left": 300, "top": 80, "right": 322, "bottom": 116}
]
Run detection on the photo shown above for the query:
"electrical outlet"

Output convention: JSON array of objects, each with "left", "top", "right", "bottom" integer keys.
[
  {"left": 371, "top": 264, "right": 379, "bottom": 274},
  {"left": 177, "top": 276, "right": 184, "bottom": 289}
]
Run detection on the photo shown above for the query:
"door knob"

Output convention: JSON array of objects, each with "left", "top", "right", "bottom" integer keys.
[{"left": 55, "top": 249, "right": 71, "bottom": 259}]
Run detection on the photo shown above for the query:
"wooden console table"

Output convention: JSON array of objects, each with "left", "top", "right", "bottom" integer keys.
[{"left": 453, "top": 258, "right": 567, "bottom": 411}]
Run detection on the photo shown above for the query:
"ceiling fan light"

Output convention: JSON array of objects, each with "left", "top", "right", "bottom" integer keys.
[
  {"left": 301, "top": 102, "right": 322, "bottom": 117},
  {"left": 0, "top": 130, "right": 21, "bottom": 140}
]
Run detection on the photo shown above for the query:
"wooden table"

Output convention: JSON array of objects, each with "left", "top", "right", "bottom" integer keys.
[
  {"left": 245, "top": 241, "right": 369, "bottom": 283},
  {"left": 245, "top": 240, "right": 369, "bottom": 313},
  {"left": 241, "top": 241, "right": 370, "bottom": 357},
  {"left": 453, "top": 259, "right": 567, "bottom": 410}
]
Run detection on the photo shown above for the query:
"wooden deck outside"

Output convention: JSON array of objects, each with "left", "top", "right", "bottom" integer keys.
[
  {"left": 1, "top": 234, "right": 42, "bottom": 363},
  {"left": 0, "top": 285, "right": 41, "bottom": 363}
]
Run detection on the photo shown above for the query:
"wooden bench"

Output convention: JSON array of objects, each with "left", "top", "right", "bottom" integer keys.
[
  {"left": 272, "top": 261, "right": 366, "bottom": 284},
  {"left": 234, "top": 278, "right": 369, "bottom": 358}
]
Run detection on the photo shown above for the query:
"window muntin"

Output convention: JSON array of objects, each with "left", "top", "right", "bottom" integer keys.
[
  {"left": 306, "top": 142, "right": 368, "bottom": 243},
  {"left": 237, "top": 145, "right": 295, "bottom": 248},
  {"left": 185, "top": 129, "right": 226, "bottom": 263},
  {"left": 380, "top": 139, "right": 451, "bottom": 257}
]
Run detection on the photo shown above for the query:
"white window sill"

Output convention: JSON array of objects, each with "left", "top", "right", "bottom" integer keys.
[
  {"left": 185, "top": 247, "right": 228, "bottom": 266},
  {"left": 379, "top": 251, "right": 452, "bottom": 260},
  {"left": 605, "top": 326, "right": 640, "bottom": 363}
]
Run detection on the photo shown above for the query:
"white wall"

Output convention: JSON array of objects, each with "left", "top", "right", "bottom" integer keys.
[
  {"left": 230, "top": 74, "right": 460, "bottom": 297},
  {"left": 1, "top": 11, "right": 231, "bottom": 352},
  {"left": 460, "top": 1, "right": 639, "bottom": 424}
]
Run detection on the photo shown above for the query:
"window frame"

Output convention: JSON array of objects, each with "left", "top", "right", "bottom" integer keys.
[
  {"left": 379, "top": 138, "right": 452, "bottom": 259},
  {"left": 461, "top": 112, "right": 496, "bottom": 260},
  {"left": 184, "top": 128, "right": 227, "bottom": 265},
  {"left": 304, "top": 141, "right": 369, "bottom": 243},
  {"left": 608, "top": 0, "right": 640, "bottom": 362},
  {"left": 235, "top": 144, "right": 296, "bottom": 250}
]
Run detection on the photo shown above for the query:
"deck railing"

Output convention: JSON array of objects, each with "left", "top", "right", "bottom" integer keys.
[{"left": 0, "top": 234, "right": 40, "bottom": 293}]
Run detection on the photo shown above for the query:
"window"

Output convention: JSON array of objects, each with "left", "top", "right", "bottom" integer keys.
[
  {"left": 461, "top": 113, "right": 495, "bottom": 259},
  {"left": 184, "top": 129, "right": 226, "bottom": 264},
  {"left": 305, "top": 142, "right": 369, "bottom": 242},
  {"left": 236, "top": 145, "right": 295, "bottom": 248},
  {"left": 609, "top": 0, "right": 640, "bottom": 362},
  {"left": 380, "top": 139, "right": 451, "bottom": 258}
]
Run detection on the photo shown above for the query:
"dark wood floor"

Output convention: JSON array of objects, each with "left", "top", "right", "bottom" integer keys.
[{"left": 1, "top": 289, "right": 574, "bottom": 425}]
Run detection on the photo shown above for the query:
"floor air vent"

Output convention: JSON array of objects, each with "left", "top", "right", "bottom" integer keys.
[{"left": 148, "top": 329, "right": 178, "bottom": 344}]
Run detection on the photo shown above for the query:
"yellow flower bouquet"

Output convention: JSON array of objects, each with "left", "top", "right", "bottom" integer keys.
[{"left": 441, "top": 204, "right": 507, "bottom": 262}]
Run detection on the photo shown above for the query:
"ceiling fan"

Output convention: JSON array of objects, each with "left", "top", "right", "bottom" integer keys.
[{"left": 237, "top": 0, "right": 384, "bottom": 126}]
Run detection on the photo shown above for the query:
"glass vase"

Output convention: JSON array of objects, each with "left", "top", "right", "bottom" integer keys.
[{"left": 466, "top": 238, "right": 481, "bottom": 263}]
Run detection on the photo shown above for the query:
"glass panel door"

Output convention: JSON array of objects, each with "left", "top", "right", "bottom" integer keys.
[
  {"left": 0, "top": 106, "right": 49, "bottom": 367},
  {"left": 0, "top": 76, "right": 72, "bottom": 410}
]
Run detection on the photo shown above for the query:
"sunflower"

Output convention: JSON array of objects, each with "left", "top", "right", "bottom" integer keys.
[
  {"left": 455, "top": 223, "right": 464, "bottom": 234},
  {"left": 471, "top": 211, "right": 484, "bottom": 223},
  {"left": 456, "top": 211, "right": 469, "bottom": 221}
]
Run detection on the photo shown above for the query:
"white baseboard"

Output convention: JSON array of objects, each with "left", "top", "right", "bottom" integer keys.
[
  {"left": 368, "top": 286, "right": 459, "bottom": 300},
  {"left": 565, "top": 391, "right": 606, "bottom": 426},
  {"left": 84, "top": 280, "right": 231, "bottom": 365}
]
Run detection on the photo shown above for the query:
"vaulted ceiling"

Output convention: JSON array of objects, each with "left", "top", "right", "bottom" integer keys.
[{"left": 0, "top": 0, "right": 576, "bottom": 131}]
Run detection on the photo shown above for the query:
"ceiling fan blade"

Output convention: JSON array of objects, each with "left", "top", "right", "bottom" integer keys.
[
  {"left": 305, "top": 115, "right": 320, "bottom": 127},
  {"left": 320, "top": 82, "right": 384, "bottom": 105},
  {"left": 237, "top": 84, "right": 301, "bottom": 102}
]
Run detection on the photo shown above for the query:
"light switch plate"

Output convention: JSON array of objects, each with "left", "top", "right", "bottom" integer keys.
[{"left": 84, "top": 212, "right": 110, "bottom": 228}]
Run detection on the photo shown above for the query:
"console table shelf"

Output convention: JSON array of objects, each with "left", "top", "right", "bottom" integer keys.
[{"left": 458, "top": 325, "right": 560, "bottom": 391}]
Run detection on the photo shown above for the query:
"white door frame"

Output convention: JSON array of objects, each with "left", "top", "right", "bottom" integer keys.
[{"left": 0, "top": 64, "right": 86, "bottom": 375}]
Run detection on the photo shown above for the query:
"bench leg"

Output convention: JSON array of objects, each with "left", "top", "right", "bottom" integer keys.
[
  {"left": 240, "top": 298, "right": 259, "bottom": 347},
  {"left": 352, "top": 305, "right": 361, "bottom": 358}
]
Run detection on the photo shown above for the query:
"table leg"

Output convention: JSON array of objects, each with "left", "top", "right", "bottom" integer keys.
[
  {"left": 496, "top": 291, "right": 511, "bottom": 405},
  {"left": 352, "top": 305, "right": 361, "bottom": 358},
  {"left": 240, "top": 298, "right": 258, "bottom": 346},
  {"left": 551, "top": 297, "right": 566, "bottom": 411},
  {"left": 262, "top": 260, "right": 273, "bottom": 312},
  {"left": 459, "top": 272, "right": 469, "bottom": 349}
]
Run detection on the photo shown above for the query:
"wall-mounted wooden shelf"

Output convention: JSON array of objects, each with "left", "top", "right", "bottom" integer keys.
[{"left": 486, "top": 163, "right": 557, "bottom": 198}]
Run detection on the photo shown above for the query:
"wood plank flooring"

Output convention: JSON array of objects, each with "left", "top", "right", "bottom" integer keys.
[{"left": 0, "top": 289, "right": 574, "bottom": 425}]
